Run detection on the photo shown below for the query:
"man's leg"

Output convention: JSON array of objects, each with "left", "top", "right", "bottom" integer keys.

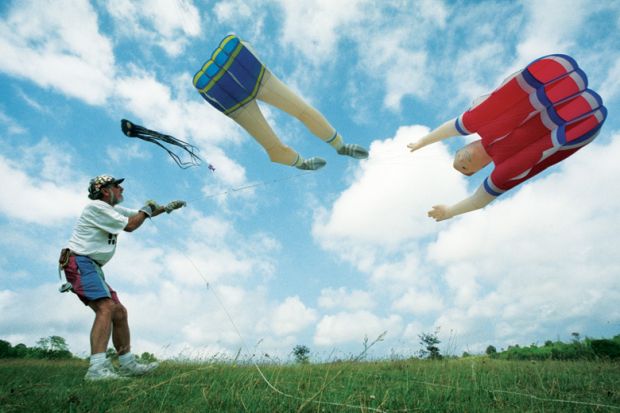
[
  {"left": 84, "top": 298, "right": 125, "bottom": 380},
  {"left": 111, "top": 303, "right": 130, "bottom": 355},
  {"left": 88, "top": 298, "right": 115, "bottom": 354},
  {"left": 106, "top": 302, "right": 159, "bottom": 377}
]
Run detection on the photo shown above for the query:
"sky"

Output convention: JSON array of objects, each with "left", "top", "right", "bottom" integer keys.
[{"left": 0, "top": 0, "right": 619, "bottom": 361}]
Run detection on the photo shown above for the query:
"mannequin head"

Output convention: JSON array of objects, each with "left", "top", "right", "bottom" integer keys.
[{"left": 453, "top": 140, "right": 492, "bottom": 176}]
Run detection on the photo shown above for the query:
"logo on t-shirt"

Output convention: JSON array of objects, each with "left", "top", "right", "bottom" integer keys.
[{"left": 107, "top": 233, "right": 117, "bottom": 245}]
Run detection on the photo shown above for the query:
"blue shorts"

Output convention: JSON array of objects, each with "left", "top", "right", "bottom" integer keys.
[{"left": 64, "top": 255, "right": 120, "bottom": 305}]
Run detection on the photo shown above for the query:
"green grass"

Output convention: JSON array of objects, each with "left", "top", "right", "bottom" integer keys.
[{"left": 1, "top": 357, "right": 618, "bottom": 412}]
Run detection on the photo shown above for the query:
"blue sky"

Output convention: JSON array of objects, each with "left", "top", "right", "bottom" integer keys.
[{"left": 0, "top": 0, "right": 619, "bottom": 360}]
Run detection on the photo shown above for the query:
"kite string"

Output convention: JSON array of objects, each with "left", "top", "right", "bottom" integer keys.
[
  {"left": 162, "top": 220, "right": 389, "bottom": 412},
  {"left": 185, "top": 170, "right": 316, "bottom": 203},
  {"left": 147, "top": 165, "right": 619, "bottom": 411},
  {"left": 148, "top": 215, "right": 620, "bottom": 412}
]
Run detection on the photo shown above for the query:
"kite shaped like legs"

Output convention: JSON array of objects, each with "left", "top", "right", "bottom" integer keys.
[
  {"left": 229, "top": 99, "right": 305, "bottom": 166},
  {"left": 229, "top": 100, "right": 326, "bottom": 170},
  {"left": 257, "top": 70, "right": 368, "bottom": 160},
  {"left": 227, "top": 69, "right": 368, "bottom": 169}
]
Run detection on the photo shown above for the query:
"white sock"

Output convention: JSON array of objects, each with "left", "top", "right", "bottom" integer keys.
[
  {"left": 119, "top": 352, "right": 135, "bottom": 366},
  {"left": 326, "top": 131, "right": 344, "bottom": 151},
  {"left": 89, "top": 352, "right": 107, "bottom": 367},
  {"left": 291, "top": 154, "right": 303, "bottom": 167}
]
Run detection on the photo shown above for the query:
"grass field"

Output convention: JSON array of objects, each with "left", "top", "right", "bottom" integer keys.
[{"left": 1, "top": 357, "right": 618, "bottom": 412}]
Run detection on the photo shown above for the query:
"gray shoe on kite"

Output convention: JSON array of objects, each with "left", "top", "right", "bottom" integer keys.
[
  {"left": 337, "top": 144, "right": 368, "bottom": 159},
  {"left": 296, "top": 157, "right": 327, "bottom": 171}
]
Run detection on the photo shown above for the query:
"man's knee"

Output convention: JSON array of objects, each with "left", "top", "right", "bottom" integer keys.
[
  {"left": 90, "top": 298, "right": 116, "bottom": 315},
  {"left": 112, "top": 303, "right": 128, "bottom": 322}
]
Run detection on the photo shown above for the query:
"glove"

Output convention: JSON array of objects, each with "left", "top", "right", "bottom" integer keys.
[
  {"left": 140, "top": 200, "right": 162, "bottom": 217},
  {"left": 142, "top": 199, "right": 166, "bottom": 217},
  {"left": 139, "top": 204, "right": 154, "bottom": 217},
  {"left": 145, "top": 199, "right": 162, "bottom": 211},
  {"left": 165, "top": 200, "right": 186, "bottom": 213}
]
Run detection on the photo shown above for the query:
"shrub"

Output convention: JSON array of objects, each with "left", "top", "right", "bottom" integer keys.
[
  {"left": 292, "top": 345, "right": 310, "bottom": 364},
  {"left": 590, "top": 339, "right": 620, "bottom": 359},
  {"left": 485, "top": 345, "right": 497, "bottom": 356}
]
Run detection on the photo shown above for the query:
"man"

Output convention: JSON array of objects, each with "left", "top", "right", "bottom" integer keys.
[
  {"left": 407, "top": 54, "right": 606, "bottom": 221},
  {"left": 63, "top": 174, "right": 185, "bottom": 381}
]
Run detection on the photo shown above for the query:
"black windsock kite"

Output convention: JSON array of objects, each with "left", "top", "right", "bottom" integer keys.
[{"left": 120, "top": 119, "right": 214, "bottom": 170}]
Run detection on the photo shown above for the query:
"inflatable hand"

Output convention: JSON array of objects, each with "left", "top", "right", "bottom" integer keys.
[
  {"left": 407, "top": 141, "right": 425, "bottom": 153},
  {"left": 428, "top": 205, "right": 452, "bottom": 222}
]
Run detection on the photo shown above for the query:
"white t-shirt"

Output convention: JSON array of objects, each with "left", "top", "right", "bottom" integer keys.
[{"left": 67, "top": 200, "right": 138, "bottom": 266}]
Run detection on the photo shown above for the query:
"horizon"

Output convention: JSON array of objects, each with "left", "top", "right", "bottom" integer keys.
[{"left": 0, "top": 0, "right": 619, "bottom": 360}]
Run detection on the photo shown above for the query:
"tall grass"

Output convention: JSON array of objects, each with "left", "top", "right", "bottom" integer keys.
[{"left": 1, "top": 357, "right": 618, "bottom": 412}]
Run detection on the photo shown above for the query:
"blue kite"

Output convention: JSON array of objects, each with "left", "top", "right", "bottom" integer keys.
[{"left": 193, "top": 34, "right": 368, "bottom": 170}]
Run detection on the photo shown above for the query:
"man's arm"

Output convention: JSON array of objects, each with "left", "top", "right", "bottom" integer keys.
[
  {"left": 125, "top": 211, "right": 150, "bottom": 232},
  {"left": 428, "top": 185, "right": 496, "bottom": 222},
  {"left": 124, "top": 200, "right": 186, "bottom": 232},
  {"left": 408, "top": 118, "right": 459, "bottom": 152}
]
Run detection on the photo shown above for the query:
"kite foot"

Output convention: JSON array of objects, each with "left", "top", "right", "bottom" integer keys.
[
  {"left": 296, "top": 157, "right": 326, "bottom": 171},
  {"left": 337, "top": 144, "right": 368, "bottom": 159}
]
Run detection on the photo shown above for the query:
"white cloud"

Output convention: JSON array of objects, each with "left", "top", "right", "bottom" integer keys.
[
  {"left": 600, "top": 57, "right": 620, "bottom": 103},
  {"left": 120, "top": 209, "right": 281, "bottom": 288},
  {"left": 417, "top": 0, "right": 448, "bottom": 27},
  {"left": 0, "top": 153, "right": 86, "bottom": 225},
  {"left": 0, "top": 0, "right": 115, "bottom": 105},
  {"left": 357, "top": 29, "right": 429, "bottom": 111},
  {"left": 214, "top": 0, "right": 253, "bottom": 22},
  {"left": 271, "top": 296, "right": 317, "bottom": 336},
  {"left": 318, "top": 287, "right": 375, "bottom": 311},
  {"left": 451, "top": 42, "right": 508, "bottom": 108},
  {"left": 0, "top": 110, "right": 26, "bottom": 135},
  {"left": 0, "top": 284, "right": 93, "bottom": 354},
  {"left": 314, "top": 310, "right": 402, "bottom": 346},
  {"left": 106, "top": 142, "right": 152, "bottom": 164},
  {"left": 516, "top": 0, "right": 590, "bottom": 64},
  {"left": 391, "top": 288, "right": 444, "bottom": 315},
  {"left": 106, "top": 0, "right": 201, "bottom": 57},
  {"left": 276, "top": 0, "right": 446, "bottom": 111},
  {"left": 277, "top": 0, "right": 367, "bottom": 64},
  {"left": 313, "top": 125, "right": 467, "bottom": 269}
]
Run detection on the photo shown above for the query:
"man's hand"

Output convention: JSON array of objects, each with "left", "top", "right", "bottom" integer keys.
[
  {"left": 139, "top": 200, "right": 164, "bottom": 217},
  {"left": 428, "top": 205, "right": 453, "bottom": 222},
  {"left": 139, "top": 203, "right": 155, "bottom": 217},
  {"left": 165, "top": 200, "right": 186, "bottom": 213},
  {"left": 145, "top": 199, "right": 162, "bottom": 210}
]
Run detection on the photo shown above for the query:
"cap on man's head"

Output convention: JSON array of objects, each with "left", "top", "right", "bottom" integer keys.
[{"left": 88, "top": 175, "right": 125, "bottom": 200}]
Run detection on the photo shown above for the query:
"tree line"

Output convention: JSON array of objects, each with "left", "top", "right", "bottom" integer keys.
[
  {"left": 0, "top": 336, "right": 74, "bottom": 360},
  {"left": 482, "top": 332, "right": 620, "bottom": 361},
  {"left": 0, "top": 336, "right": 157, "bottom": 362},
  {"left": 3, "top": 332, "right": 619, "bottom": 362}
]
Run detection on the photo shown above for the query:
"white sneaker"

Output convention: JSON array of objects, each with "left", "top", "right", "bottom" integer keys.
[
  {"left": 84, "top": 364, "right": 126, "bottom": 381},
  {"left": 119, "top": 360, "right": 159, "bottom": 377}
]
